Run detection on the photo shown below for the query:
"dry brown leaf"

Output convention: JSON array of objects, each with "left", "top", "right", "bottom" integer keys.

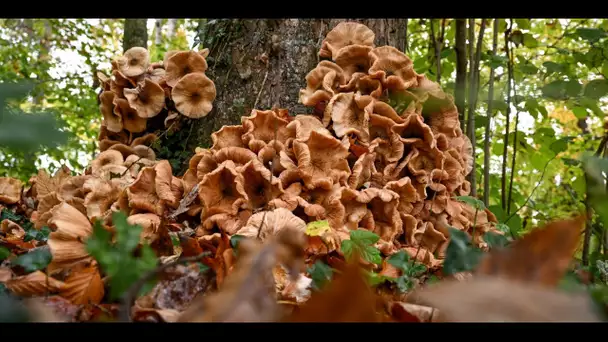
[
  {"left": 409, "top": 277, "right": 602, "bottom": 322},
  {"left": 285, "top": 260, "right": 382, "bottom": 322},
  {"left": 475, "top": 216, "right": 584, "bottom": 287},
  {"left": 60, "top": 264, "right": 105, "bottom": 305},
  {"left": 6, "top": 271, "right": 65, "bottom": 297},
  {"left": 0, "top": 266, "right": 14, "bottom": 282}
]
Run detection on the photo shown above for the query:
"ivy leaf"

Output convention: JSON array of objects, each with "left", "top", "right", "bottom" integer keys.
[
  {"left": 443, "top": 227, "right": 483, "bottom": 276},
  {"left": 341, "top": 230, "right": 382, "bottom": 265},
  {"left": 583, "top": 79, "right": 608, "bottom": 100},
  {"left": 307, "top": 260, "right": 333, "bottom": 291},
  {"left": 341, "top": 240, "right": 356, "bottom": 261},
  {"left": 12, "top": 248, "right": 52, "bottom": 273},
  {"left": 455, "top": 195, "right": 486, "bottom": 210}
]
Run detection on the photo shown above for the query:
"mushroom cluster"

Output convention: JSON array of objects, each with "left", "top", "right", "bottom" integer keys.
[
  {"left": 97, "top": 47, "right": 217, "bottom": 154},
  {"left": 180, "top": 22, "right": 499, "bottom": 268}
]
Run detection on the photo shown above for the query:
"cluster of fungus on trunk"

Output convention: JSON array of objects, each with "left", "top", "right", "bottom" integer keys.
[
  {"left": 97, "top": 47, "right": 216, "bottom": 155},
  {"left": 178, "top": 21, "right": 499, "bottom": 271}
]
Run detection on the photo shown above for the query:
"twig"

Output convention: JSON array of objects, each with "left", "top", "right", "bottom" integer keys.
[
  {"left": 506, "top": 42, "right": 519, "bottom": 215},
  {"left": 501, "top": 19, "right": 514, "bottom": 212},
  {"left": 118, "top": 251, "right": 211, "bottom": 322},
  {"left": 504, "top": 154, "right": 557, "bottom": 224},
  {"left": 254, "top": 69, "right": 270, "bottom": 110},
  {"left": 168, "top": 183, "right": 200, "bottom": 220}
]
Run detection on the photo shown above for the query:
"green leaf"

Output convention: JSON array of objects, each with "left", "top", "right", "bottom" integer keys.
[
  {"left": 0, "top": 247, "right": 10, "bottom": 261},
  {"left": 543, "top": 61, "right": 565, "bottom": 74},
  {"left": 542, "top": 80, "right": 568, "bottom": 100},
  {"left": 575, "top": 28, "right": 607, "bottom": 42},
  {"left": 522, "top": 33, "right": 538, "bottom": 48},
  {"left": 602, "top": 61, "right": 608, "bottom": 78},
  {"left": 506, "top": 214, "right": 523, "bottom": 236},
  {"left": 565, "top": 81, "right": 582, "bottom": 98},
  {"left": 350, "top": 230, "right": 380, "bottom": 245},
  {"left": 341, "top": 240, "right": 356, "bottom": 260},
  {"left": 361, "top": 245, "right": 383, "bottom": 265},
  {"left": 494, "top": 223, "right": 511, "bottom": 234},
  {"left": 488, "top": 205, "right": 506, "bottom": 223},
  {"left": 550, "top": 137, "right": 570, "bottom": 155},
  {"left": 307, "top": 260, "right": 333, "bottom": 291},
  {"left": 395, "top": 276, "right": 413, "bottom": 292},
  {"left": 518, "top": 63, "right": 538, "bottom": 75},
  {"left": 584, "top": 79, "right": 608, "bottom": 100},
  {"left": 387, "top": 250, "right": 410, "bottom": 270},
  {"left": 367, "top": 271, "right": 393, "bottom": 287},
  {"left": 572, "top": 107, "right": 588, "bottom": 119},
  {"left": 230, "top": 234, "right": 246, "bottom": 249},
  {"left": 515, "top": 19, "right": 530, "bottom": 30},
  {"left": 12, "top": 248, "right": 52, "bottom": 273},
  {"left": 112, "top": 211, "right": 141, "bottom": 253},
  {"left": 484, "top": 231, "right": 510, "bottom": 249},
  {"left": 443, "top": 228, "right": 483, "bottom": 276},
  {"left": 455, "top": 195, "right": 485, "bottom": 210},
  {"left": 198, "top": 262, "right": 210, "bottom": 274}
]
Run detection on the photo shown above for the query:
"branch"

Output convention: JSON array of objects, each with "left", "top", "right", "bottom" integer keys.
[
  {"left": 505, "top": 154, "right": 557, "bottom": 224},
  {"left": 483, "top": 19, "right": 499, "bottom": 207},
  {"left": 429, "top": 20, "right": 441, "bottom": 85},
  {"left": 507, "top": 43, "right": 519, "bottom": 215},
  {"left": 501, "top": 19, "right": 514, "bottom": 212}
]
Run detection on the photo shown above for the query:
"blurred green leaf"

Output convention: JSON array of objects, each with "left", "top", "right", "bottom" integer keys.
[
  {"left": 575, "top": 28, "right": 607, "bottom": 42},
  {"left": 307, "top": 260, "right": 333, "bottom": 291},
  {"left": 12, "top": 247, "right": 52, "bottom": 273},
  {"left": 443, "top": 228, "right": 483, "bottom": 276},
  {"left": 584, "top": 79, "right": 608, "bottom": 100}
]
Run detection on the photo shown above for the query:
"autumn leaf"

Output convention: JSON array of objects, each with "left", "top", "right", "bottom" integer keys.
[
  {"left": 475, "top": 216, "right": 584, "bottom": 287},
  {"left": 5, "top": 271, "right": 65, "bottom": 297},
  {"left": 285, "top": 260, "right": 382, "bottom": 322},
  {"left": 305, "top": 220, "right": 330, "bottom": 237},
  {"left": 60, "top": 264, "right": 105, "bottom": 305}
]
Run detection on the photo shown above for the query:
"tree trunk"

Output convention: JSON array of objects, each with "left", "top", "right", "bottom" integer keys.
[
  {"left": 483, "top": 19, "right": 499, "bottom": 207},
  {"left": 454, "top": 19, "right": 467, "bottom": 132},
  {"left": 123, "top": 19, "right": 148, "bottom": 52},
  {"left": 154, "top": 19, "right": 163, "bottom": 46},
  {"left": 167, "top": 19, "right": 177, "bottom": 40},
  {"left": 186, "top": 19, "right": 408, "bottom": 151}
]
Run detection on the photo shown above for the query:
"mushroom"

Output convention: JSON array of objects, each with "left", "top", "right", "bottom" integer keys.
[
  {"left": 113, "top": 98, "right": 147, "bottom": 133},
  {"left": 115, "top": 47, "right": 150, "bottom": 78},
  {"left": 241, "top": 109, "right": 291, "bottom": 153},
  {"left": 0, "top": 177, "right": 22, "bottom": 204},
  {"left": 235, "top": 208, "right": 306, "bottom": 241},
  {"left": 368, "top": 46, "right": 418, "bottom": 90},
  {"left": 123, "top": 79, "right": 166, "bottom": 119},
  {"left": 165, "top": 51, "right": 208, "bottom": 88},
  {"left": 319, "top": 22, "right": 375, "bottom": 60},
  {"left": 171, "top": 72, "right": 216, "bottom": 118},
  {"left": 326, "top": 92, "right": 372, "bottom": 142},
  {"left": 210, "top": 125, "right": 245, "bottom": 151},
  {"left": 299, "top": 61, "right": 346, "bottom": 108},
  {"left": 99, "top": 91, "right": 122, "bottom": 132}
]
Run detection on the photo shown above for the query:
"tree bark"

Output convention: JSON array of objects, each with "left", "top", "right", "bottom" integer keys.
[
  {"left": 483, "top": 19, "right": 499, "bottom": 207},
  {"left": 123, "top": 19, "right": 148, "bottom": 52},
  {"left": 167, "top": 19, "right": 177, "bottom": 40},
  {"left": 454, "top": 19, "right": 467, "bottom": 132},
  {"left": 154, "top": 19, "right": 163, "bottom": 46},
  {"left": 185, "top": 19, "right": 408, "bottom": 151},
  {"left": 501, "top": 19, "right": 514, "bottom": 212}
]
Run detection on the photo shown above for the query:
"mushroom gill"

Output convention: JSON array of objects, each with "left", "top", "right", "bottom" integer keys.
[
  {"left": 172, "top": 72, "right": 216, "bottom": 118},
  {"left": 123, "top": 79, "right": 166, "bottom": 119},
  {"left": 165, "top": 51, "right": 208, "bottom": 88}
]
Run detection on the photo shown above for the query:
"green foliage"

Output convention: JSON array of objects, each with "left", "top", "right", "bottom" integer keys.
[
  {"left": 443, "top": 227, "right": 483, "bottom": 276},
  {"left": 307, "top": 260, "right": 333, "bottom": 291},
  {"left": 340, "top": 230, "right": 382, "bottom": 265},
  {"left": 455, "top": 196, "right": 486, "bottom": 210},
  {"left": 12, "top": 248, "right": 52, "bottom": 273},
  {"left": 86, "top": 211, "right": 158, "bottom": 300},
  {"left": 386, "top": 251, "right": 427, "bottom": 292},
  {"left": 0, "top": 247, "right": 10, "bottom": 261}
]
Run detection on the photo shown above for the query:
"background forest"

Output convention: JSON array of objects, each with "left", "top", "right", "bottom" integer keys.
[{"left": 1, "top": 19, "right": 608, "bottom": 321}]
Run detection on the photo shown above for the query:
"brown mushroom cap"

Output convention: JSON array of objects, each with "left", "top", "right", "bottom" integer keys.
[
  {"left": 0, "top": 177, "right": 22, "bottom": 204},
  {"left": 171, "top": 72, "right": 216, "bottom": 118},
  {"left": 113, "top": 98, "right": 147, "bottom": 133},
  {"left": 368, "top": 46, "right": 418, "bottom": 90},
  {"left": 326, "top": 92, "right": 372, "bottom": 142},
  {"left": 116, "top": 47, "right": 150, "bottom": 78},
  {"left": 99, "top": 91, "right": 122, "bottom": 133},
  {"left": 165, "top": 51, "right": 208, "bottom": 88},
  {"left": 319, "top": 22, "right": 375, "bottom": 60},
  {"left": 91, "top": 150, "right": 125, "bottom": 176},
  {"left": 123, "top": 79, "right": 166, "bottom": 119}
]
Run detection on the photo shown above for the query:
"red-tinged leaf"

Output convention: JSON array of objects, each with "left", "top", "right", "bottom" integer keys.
[
  {"left": 179, "top": 236, "right": 204, "bottom": 257},
  {"left": 350, "top": 144, "right": 369, "bottom": 158}
]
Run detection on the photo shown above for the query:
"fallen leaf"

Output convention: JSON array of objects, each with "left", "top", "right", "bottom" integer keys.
[
  {"left": 1, "top": 219, "right": 25, "bottom": 238},
  {"left": 476, "top": 216, "right": 584, "bottom": 287},
  {"left": 379, "top": 259, "right": 401, "bottom": 279},
  {"left": 179, "top": 236, "right": 204, "bottom": 257},
  {"left": 60, "top": 264, "right": 105, "bottom": 305},
  {"left": 0, "top": 266, "right": 14, "bottom": 282},
  {"left": 409, "top": 276, "right": 602, "bottom": 322},
  {"left": 285, "top": 260, "right": 382, "bottom": 322},
  {"left": 389, "top": 302, "right": 437, "bottom": 322},
  {"left": 31, "top": 296, "right": 80, "bottom": 322},
  {"left": 6, "top": 270, "right": 65, "bottom": 297},
  {"left": 132, "top": 307, "right": 181, "bottom": 322}
]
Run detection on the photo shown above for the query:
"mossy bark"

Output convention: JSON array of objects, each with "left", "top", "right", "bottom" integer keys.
[
  {"left": 185, "top": 19, "right": 407, "bottom": 151},
  {"left": 123, "top": 19, "right": 148, "bottom": 52}
]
